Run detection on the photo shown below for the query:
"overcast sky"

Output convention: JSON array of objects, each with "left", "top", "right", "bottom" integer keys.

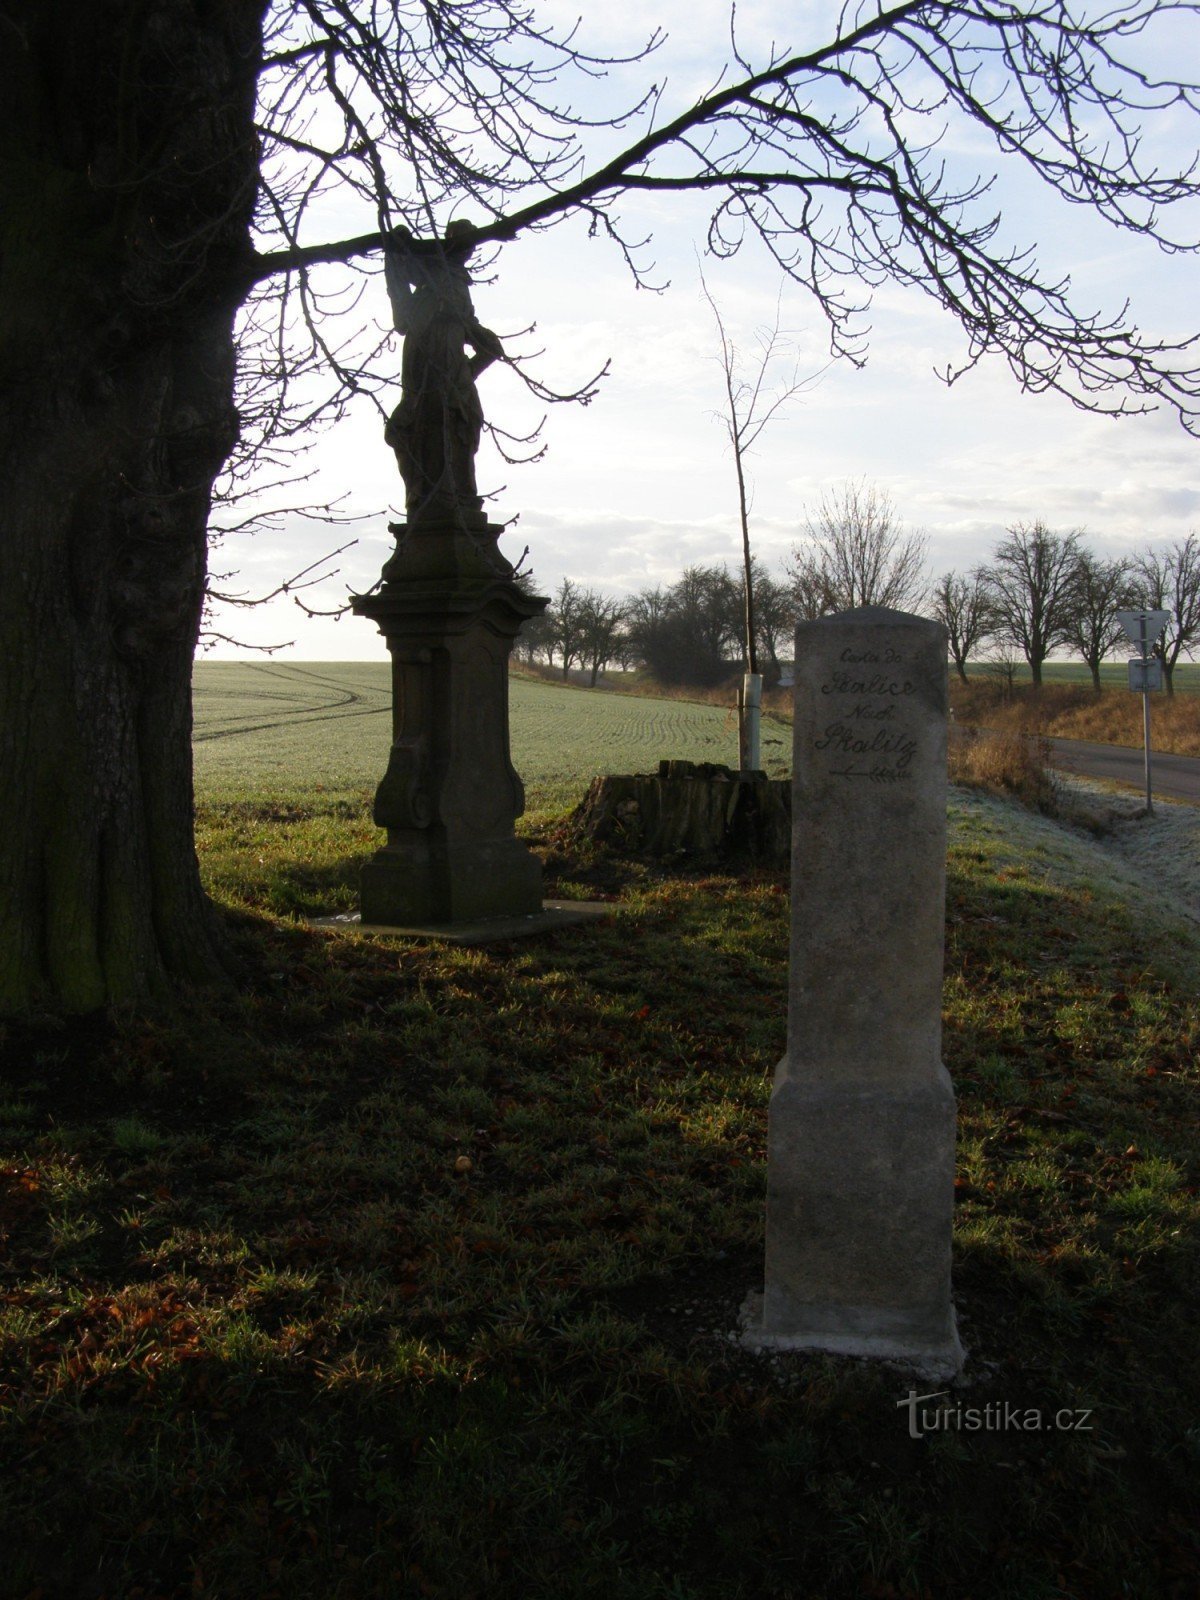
[{"left": 206, "top": 1, "right": 1200, "bottom": 661}]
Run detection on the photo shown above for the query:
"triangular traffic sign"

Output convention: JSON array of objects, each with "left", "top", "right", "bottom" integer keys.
[{"left": 1116, "top": 609, "right": 1172, "bottom": 648}]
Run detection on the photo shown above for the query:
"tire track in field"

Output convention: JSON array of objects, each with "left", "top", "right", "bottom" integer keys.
[{"left": 194, "top": 662, "right": 390, "bottom": 742}]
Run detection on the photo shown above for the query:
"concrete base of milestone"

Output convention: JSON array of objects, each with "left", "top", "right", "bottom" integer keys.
[
  {"left": 740, "top": 1062, "right": 964, "bottom": 1382},
  {"left": 737, "top": 1291, "right": 964, "bottom": 1382},
  {"left": 310, "top": 899, "right": 612, "bottom": 945}
]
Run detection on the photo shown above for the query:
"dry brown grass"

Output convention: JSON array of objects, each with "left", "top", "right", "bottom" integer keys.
[
  {"left": 951, "top": 679, "right": 1200, "bottom": 756},
  {"left": 948, "top": 727, "right": 1060, "bottom": 812}
]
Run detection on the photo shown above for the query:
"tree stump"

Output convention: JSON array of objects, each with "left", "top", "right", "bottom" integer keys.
[{"left": 567, "top": 761, "right": 791, "bottom": 864}]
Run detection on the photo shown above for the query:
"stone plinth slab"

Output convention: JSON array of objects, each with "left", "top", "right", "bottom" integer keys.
[
  {"left": 359, "top": 831, "right": 543, "bottom": 927},
  {"left": 311, "top": 899, "right": 612, "bottom": 945},
  {"left": 747, "top": 606, "right": 962, "bottom": 1376}
]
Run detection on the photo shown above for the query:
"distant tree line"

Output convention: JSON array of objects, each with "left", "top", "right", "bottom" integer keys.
[
  {"left": 935, "top": 524, "right": 1200, "bottom": 695},
  {"left": 515, "top": 562, "right": 799, "bottom": 690},
  {"left": 518, "top": 482, "right": 1200, "bottom": 696}
]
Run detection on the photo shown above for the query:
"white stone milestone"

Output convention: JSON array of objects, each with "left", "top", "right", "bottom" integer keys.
[{"left": 745, "top": 606, "right": 962, "bottom": 1376}]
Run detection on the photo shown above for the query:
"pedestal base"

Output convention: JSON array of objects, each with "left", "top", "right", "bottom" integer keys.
[
  {"left": 756, "top": 1064, "right": 961, "bottom": 1378},
  {"left": 311, "top": 899, "right": 613, "bottom": 946},
  {"left": 738, "top": 1291, "right": 963, "bottom": 1381},
  {"left": 360, "top": 834, "right": 543, "bottom": 927},
  {"left": 352, "top": 519, "right": 549, "bottom": 936}
]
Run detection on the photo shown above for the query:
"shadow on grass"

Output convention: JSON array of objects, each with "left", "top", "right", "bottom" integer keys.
[{"left": 3, "top": 842, "right": 1199, "bottom": 1598}]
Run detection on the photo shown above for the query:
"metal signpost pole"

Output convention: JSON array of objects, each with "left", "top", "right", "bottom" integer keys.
[{"left": 1117, "top": 608, "right": 1170, "bottom": 819}]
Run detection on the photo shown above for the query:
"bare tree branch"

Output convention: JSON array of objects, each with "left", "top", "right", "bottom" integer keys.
[
  {"left": 700, "top": 268, "right": 821, "bottom": 683},
  {"left": 789, "top": 480, "right": 929, "bottom": 615},
  {"left": 240, "top": 2, "right": 1200, "bottom": 433}
]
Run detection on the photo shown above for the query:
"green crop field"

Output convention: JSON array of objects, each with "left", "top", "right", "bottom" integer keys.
[
  {"left": 966, "top": 659, "right": 1200, "bottom": 690},
  {"left": 193, "top": 661, "right": 793, "bottom": 814}
]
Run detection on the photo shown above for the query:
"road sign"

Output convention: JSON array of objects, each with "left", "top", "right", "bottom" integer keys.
[
  {"left": 1116, "top": 609, "right": 1171, "bottom": 648},
  {"left": 1116, "top": 613, "right": 1171, "bottom": 815},
  {"left": 1128, "top": 658, "right": 1163, "bottom": 692}
]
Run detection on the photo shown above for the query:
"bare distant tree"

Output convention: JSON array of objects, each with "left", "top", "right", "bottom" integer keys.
[
  {"left": 577, "top": 591, "right": 628, "bottom": 687},
  {"left": 623, "top": 566, "right": 741, "bottom": 687},
  {"left": 700, "top": 273, "right": 819, "bottom": 762},
  {"left": 1063, "top": 551, "right": 1134, "bottom": 691},
  {"left": 787, "top": 481, "right": 928, "bottom": 616},
  {"left": 979, "top": 522, "right": 1081, "bottom": 687},
  {"left": 548, "top": 578, "right": 587, "bottom": 679},
  {"left": 982, "top": 642, "right": 1023, "bottom": 699},
  {"left": 790, "top": 561, "right": 832, "bottom": 623},
  {"left": 1132, "top": 534, "right": 1200, "bottom": 695},
  {"left": 665, "top": 566, "right": 742, "bottom": 685},
  {"left": 931, "top": 570, "right": 996, "bottom": 683},
  {"left": 513, "top": 570, "right": 554, "bottom": 665},
  {"left": 749, "top": 568, "right": 795, "bottom": 686},
  {"left": 622, "top": 586, "right": 667, "bottom": 675},
  {"left": 513, "top": 611, "right": 554, "bottom": 665}
]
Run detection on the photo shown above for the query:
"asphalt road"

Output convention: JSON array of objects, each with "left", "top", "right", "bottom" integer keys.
[
  {"left": 950, "top": 724, "right": 1200, "bottom": 803},
  {"left": 1043, "top": 735, "right": 1200, "bottom": 805}
]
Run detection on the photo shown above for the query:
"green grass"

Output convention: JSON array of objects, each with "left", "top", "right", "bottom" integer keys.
[
  {"left": 193, "top": 661, "right": 790, "bottom": 917},
  {"left": 193, "top": 661, "right": 790, "bottom": 816},
  {"left": 1, "top": 672, "right": 1198, "bottom": 1596}
]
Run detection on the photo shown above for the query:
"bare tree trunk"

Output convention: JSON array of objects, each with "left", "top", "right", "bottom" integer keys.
[
  {"left": 1, "top": 339, "right": 241, "bottom": 1010},
  {"left": 0, "top": 0, "right": 266, "bottom": 1011},
  {"left": 763, "top": 631, "right": 781, "bottom": 686}
]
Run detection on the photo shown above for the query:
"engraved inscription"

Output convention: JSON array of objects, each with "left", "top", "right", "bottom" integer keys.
[
  {"left": 815, "top": 724, "right": 917, "bottom": 776},
  {"left": 821, "top": 672, "right": 915, "bottom": 697},
  {"left": 838, "top": 645, "right": 904, "bottom": 664},
  {"left": 817, "top": 645, "right": 918, "bottom": 782}
]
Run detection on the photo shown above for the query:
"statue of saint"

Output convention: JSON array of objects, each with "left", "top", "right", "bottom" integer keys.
[{"left": 383, "top": 220, "right": 504, "bottom": 528}]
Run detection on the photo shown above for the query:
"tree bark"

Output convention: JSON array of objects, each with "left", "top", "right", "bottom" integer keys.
[
  {"left": 762, "top": 634, "right": 781, "bottom": 686},
  {"left": 567, "top": 762, "right": 791, "bottom": 864},
  {"left": 0, "top": 1, "right": 267, "bottom": 1011}
]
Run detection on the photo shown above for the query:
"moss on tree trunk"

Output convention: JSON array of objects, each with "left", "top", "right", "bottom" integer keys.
[{"left": 0, "top": 0, "right": 267, "bottom": 1011}]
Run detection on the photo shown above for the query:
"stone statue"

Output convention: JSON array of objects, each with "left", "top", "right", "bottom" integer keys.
[{"left": 383, "top": 220, "right": 504, "bottom": 529}]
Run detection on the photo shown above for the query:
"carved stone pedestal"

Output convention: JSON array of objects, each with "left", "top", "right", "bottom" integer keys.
[{"left": 352, "top": 520, "right": 547, "bottom": 927}]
